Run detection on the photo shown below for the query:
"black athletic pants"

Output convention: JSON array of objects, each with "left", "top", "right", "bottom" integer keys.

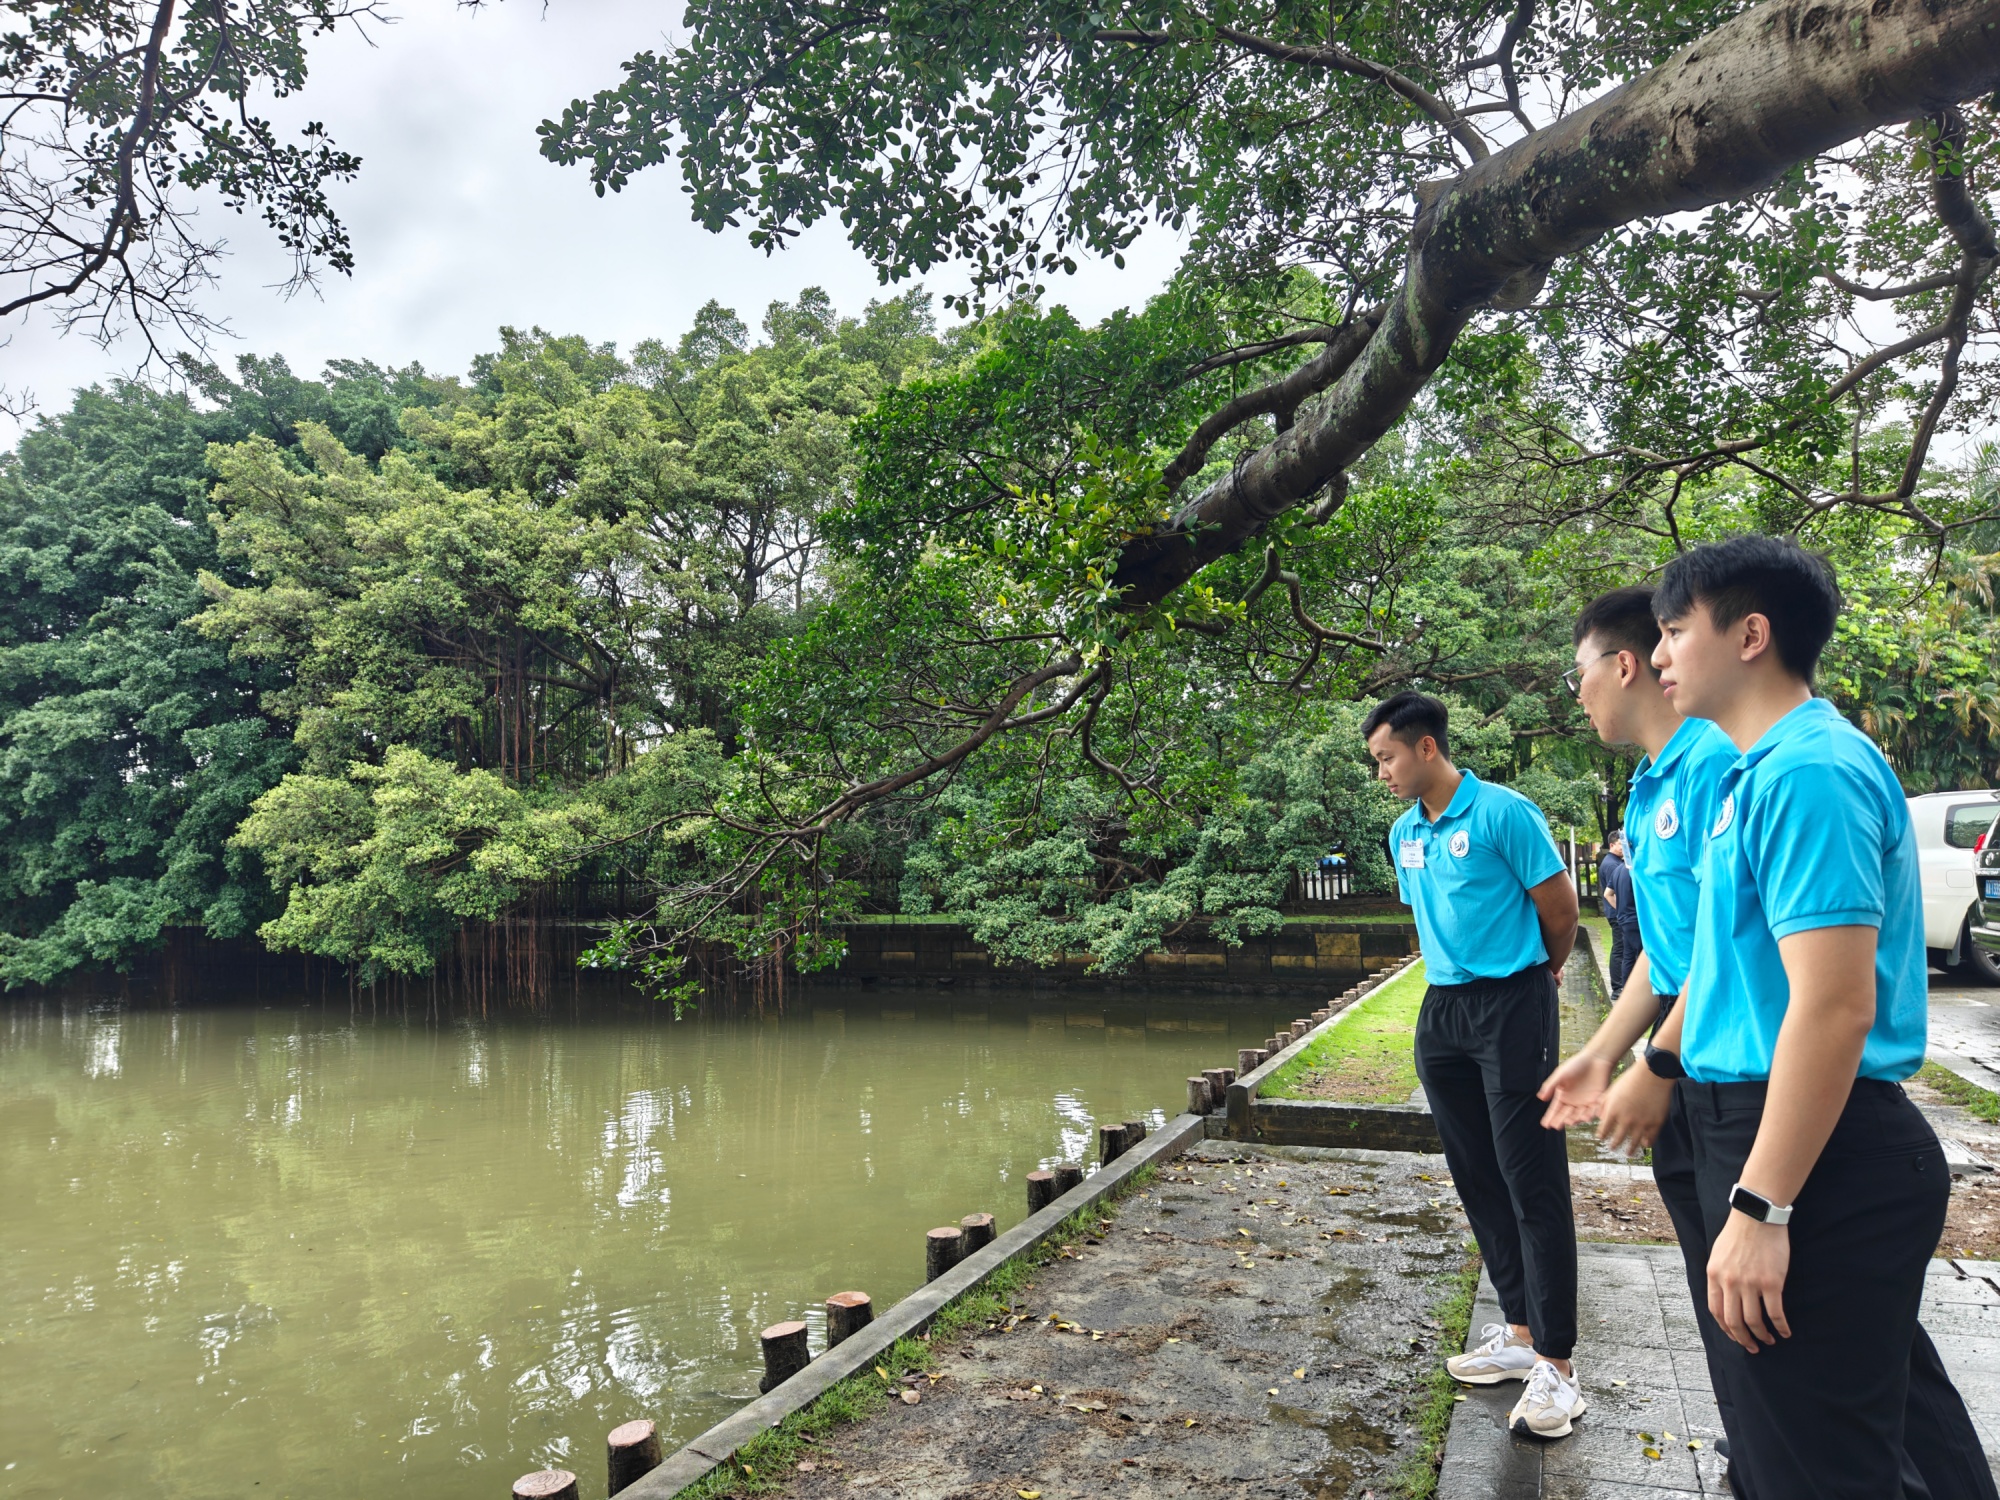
[
  {"left": 1610, "top": 918, "right": 1642, "bottom": 994},
  {"left": 1415, "top": 965, "right": 1577, "bottom": 1359},
  {"left": 1675, "top": 1077, "right": 1997, "bottom": 1500}
]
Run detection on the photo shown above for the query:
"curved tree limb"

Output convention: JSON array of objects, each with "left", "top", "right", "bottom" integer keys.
[
  {"left": 1110, "top": 0, "right": 2000, "bottom": 612},
  {"left": 1160, "top": 309, "right": 1381, "bottom": 495}
]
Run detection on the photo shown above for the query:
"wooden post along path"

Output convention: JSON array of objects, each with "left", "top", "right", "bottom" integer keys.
[
  {"left": 960, "top": 1213, "right": 995, "bottom": 1253},
  {"left": 759, "top": 1320, "right": 810, "bottom": 1393},
  {"left": 1025, "top": 1169, "right": 1056, "bottom": 1213},
  {"left": 606, "top": 1420, "right": 663, "bottom": 1496},
  {"left": 512, "top": 1470, "right": 579, "bottom": 1500},
  {"left": 825, "top": 1291, "right": 873, "bottom": 1348},
  {"left": 925, "top": 1226, "right": 965, "bottom": 1282},
  {"left": 1098, "top": 1122, "right": 1127, "bottom": 1165},
  {"left": 1053, "top": 1162, "right": 1082, "bottom": 1196}
]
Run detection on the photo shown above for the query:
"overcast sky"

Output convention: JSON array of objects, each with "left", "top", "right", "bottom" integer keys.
[{"left": 0, "top": 0, "right": 1182, "bottom": 444}]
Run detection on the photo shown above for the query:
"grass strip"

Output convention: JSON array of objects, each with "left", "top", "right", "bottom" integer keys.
[
  {"left": 1260, "top": 959, "right": 1429, "bottom": 1103},
  {"left": 1921, "top": 1059, "right": 2000, "bottom": 1122},
  {"left": 675, "top": 1166, "right": 1157, "bottom": 1498},
  {"left": 1395, "top": 1252, "right": 1483, "bottom": 1500}
]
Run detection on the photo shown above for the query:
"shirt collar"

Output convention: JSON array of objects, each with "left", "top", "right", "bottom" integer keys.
[
  {"left": 1732, "top": 697, "right": 1835, "bottom": 777},
  {"left": 1420, "top": 768, "right": 1482, "bottom": 825},
  {"left": 1632, "top": 716, "right": 1705, "bottom": 786}
]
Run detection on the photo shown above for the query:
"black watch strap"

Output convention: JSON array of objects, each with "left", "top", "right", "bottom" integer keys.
[{"left": 1643, "top": 1044, "right": 1686, "bottom": 1080}]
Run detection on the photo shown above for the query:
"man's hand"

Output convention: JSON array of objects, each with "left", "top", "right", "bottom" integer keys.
[
  {"left": 1597, "top": 1065, "right": 1672, "bottom": 1153},
  {"left": 1708, "top": 1212, "right": 1792, "bottom": 1352},
  {"left": 1538, "top": 1051, "right": 1615, "bottom": 1130}
]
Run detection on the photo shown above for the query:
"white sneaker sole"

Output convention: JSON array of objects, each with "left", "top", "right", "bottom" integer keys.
[
  {"left": 1446, "top": 1362, "right": 1534, "bottom": 1386},
  {"left": 1510, "top": 1393, "right": 1588, "bottom": 1439}
]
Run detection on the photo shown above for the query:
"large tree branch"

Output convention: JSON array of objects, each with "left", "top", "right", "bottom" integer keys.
[
  {"left": 1111, "top": 0, "right": 2000, "bottom": 612},
  {"left": 1160, "top": 309, "right": 1380, "bottom": 495}
]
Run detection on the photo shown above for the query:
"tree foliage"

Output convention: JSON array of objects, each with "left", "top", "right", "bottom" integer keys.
[{"left": 0, "top": 0, "right": 374, "bottom": 378}]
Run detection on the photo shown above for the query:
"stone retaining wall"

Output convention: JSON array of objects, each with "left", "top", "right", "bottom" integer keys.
[{"left": 828, "top": 919, "right": 1418, "bottom": 994}]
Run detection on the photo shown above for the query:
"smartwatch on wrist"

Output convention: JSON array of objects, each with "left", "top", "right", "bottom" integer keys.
[
  {"left": 1728, "top": 1182, "right": 1794, "bottom": 1226},
  {"left": 1643, "top": 1044, "right": 1686, "bottom": 1080}
]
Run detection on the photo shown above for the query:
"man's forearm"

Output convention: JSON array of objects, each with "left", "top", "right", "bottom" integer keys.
[
  {"left": 1541, "top": 915, "right": 1576, "bottom": 972},
  {"left": 1527, "top": 872, "right": 1579, "bottom": 973},
  {"left": 1738, "top": 927, "right": 1876, "bottom": 1206}
]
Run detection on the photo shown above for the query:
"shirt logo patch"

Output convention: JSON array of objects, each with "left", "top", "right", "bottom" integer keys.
[
  {"left": 1448, "top": 830, "right": 1470, "bottom": 858},
  {"left": 1654, "top": 799, "right": 1679, "bottom": 840},
  {"left": 1712, "top": 792, "right": 1735, "bottom": 838},
  {"left": 1399, "top": 839, "right": 1426, "bottom": 869}
]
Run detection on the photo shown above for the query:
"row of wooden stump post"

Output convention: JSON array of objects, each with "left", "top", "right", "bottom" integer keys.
[
  {"left": 506, "top": 1284, "right": 885, "bottom": 1499},
  {"left": 1183, "top": 999, "right": 1351, "bottom": 1116},
  {"left": 508, "top": 1001, "right": 1368, "bottom": 1500}
]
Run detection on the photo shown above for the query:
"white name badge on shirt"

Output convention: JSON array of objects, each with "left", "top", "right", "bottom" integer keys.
[{"left": 1399, "top": 839, "right": 1426, "bottom": 869}]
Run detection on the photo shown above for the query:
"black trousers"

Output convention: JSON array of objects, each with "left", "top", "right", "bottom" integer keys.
[
  {"left": 1416, "top": 966, "right": 1577, "bottom": 1359},
  {"left": 1609, "top": 919, "right": 1642, "bottom": 994},
  {"left": 1652, "top": 1084, "right": 1753, "bottom": 1486},
  {"left": 1676, "top": 1077, "right": 1997, "bottom": 1500}
]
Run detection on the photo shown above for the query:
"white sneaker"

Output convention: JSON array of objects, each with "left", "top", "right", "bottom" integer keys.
[
  {"left": 1446, "top": 1322, "right": 1537, "bottom": 1385},
  {"left": 1508, "top": 1359, "right": 1587, "bottom": 1439}
]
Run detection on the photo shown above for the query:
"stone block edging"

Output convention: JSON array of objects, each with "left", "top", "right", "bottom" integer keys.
[
  {"left": 623, "top": 1110, "right": 1209, "bottom": 1499},
  {"left": 1221, "top": 954, "right": 1425, "bottom": 1146}
]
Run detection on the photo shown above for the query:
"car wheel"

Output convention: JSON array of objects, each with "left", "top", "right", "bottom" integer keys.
[{"left": 1960, "top": 922, "right": 2000, "bottom": 985}]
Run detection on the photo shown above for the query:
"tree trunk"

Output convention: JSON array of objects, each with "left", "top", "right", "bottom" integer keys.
[{"left": 1110, "top": 0, "right": 2000, "bottom": 607}]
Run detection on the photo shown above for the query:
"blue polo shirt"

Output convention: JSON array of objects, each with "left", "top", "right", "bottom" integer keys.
[
  {"left": 1681, "top": 698, "right": 1927, "bottom": 1084},
  {"left": 1622, "top": 717, "right": 1737, "bottom": 996},
  {"left": 1390, "top": 770, "right": 1567, "bottom": 985}
]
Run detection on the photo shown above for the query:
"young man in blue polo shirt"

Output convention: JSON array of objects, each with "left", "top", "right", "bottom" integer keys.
[
  {"left": 1537, "top": 587, "right": 1743, "bottom": 1461},
  {"left": 1363, "top": 692, "right": 1584, "bottom": 1438},
  {"left": 1632, "top": 536, "right": 1993, "bottom": 1498}
]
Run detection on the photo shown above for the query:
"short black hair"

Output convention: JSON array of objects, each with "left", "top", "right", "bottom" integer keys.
[
  {"left": 1573, "top": 586, "right": 1661, "bottom": 674},
  {"left": 1654, "top": 535, "right": 1841, "bottom": 681},
  {"left": 1362, "top": 692, "right": 1450, "bottom": 758}
]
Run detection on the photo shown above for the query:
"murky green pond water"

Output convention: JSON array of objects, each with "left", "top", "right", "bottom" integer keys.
[{"left": 1, "top": 990, "right": 1303, "bottom": 1500}]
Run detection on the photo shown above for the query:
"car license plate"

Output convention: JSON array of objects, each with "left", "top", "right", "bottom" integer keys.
[{"left": 1986, "top": 879, "right": 2000, "bottom": 900}]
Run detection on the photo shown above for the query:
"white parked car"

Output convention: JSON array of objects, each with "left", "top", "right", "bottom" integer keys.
[{"left": 1910, "top": 790, "right": 2000, "bottom": 982}]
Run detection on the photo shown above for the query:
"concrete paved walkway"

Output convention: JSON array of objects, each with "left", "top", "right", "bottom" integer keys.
[
  {"left": 1438, "top": 1242, "right": 2000, "bottom": 1497},
  {"left": 768, "top": 1140, "right": 1466, "bottom": 1499}
]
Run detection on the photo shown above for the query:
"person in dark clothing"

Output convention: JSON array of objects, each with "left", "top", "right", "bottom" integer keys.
[
  {"left": 1597, "top": 833, "right": 1637, "bottom": 991},
  {"left": 1603, "top": 830, "right": 1643, "bottom": 992},
  {"left": 1596, "top": 840, "right": 1622, "bottom": 922}
]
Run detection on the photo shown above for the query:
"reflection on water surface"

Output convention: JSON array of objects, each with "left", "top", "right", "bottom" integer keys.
[{"left": 0, "top": 990, "right": 1300, "bottom": 1498}]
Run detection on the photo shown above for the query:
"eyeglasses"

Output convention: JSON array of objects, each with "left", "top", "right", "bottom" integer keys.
[{"left": 1562, "top": 651, "right": 1619, "bottom": 698}]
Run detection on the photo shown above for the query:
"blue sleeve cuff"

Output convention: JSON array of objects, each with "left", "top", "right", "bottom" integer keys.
[
  {"left": 1524, "top": 853, "right": 1565, "bottom": 888},
  {"left": 1768, "top": 908, "right": 1884, "bottom": 940}
]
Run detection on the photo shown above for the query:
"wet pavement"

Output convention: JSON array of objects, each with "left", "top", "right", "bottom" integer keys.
[
  {"left": 1440, "top": 1244, "right": 2000, "bottom": 1498},
  {"left": 773, "top": 1140, "right": 1470, "bottom": 1500}
]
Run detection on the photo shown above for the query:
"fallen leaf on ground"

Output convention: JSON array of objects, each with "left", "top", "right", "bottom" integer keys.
[
  {"left": 1688, "top": 1439, "right": 1705, "bottom": 1451},
  {"left": 1293, "top": 1369, "right": 1306, "bottom": 1379},
  {"left": 1019, "top": 1491, "right": 1041, "bottom": 1498},
  {"left": 875, "top": 1366, "right": 890, "bottom": 1381},
  {"left": 1267, "top": 1388, "right": 1280, "bottom": 1396},
  {"left": 899, "top": 1390, "right": 921, "bottom": 1405},
  {"left": 1185, "top": 1419, "right": 1198, "bottom": 1427},
  {"left": 796, "top": 1460, "right": 817, "bottom": 1473}
]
